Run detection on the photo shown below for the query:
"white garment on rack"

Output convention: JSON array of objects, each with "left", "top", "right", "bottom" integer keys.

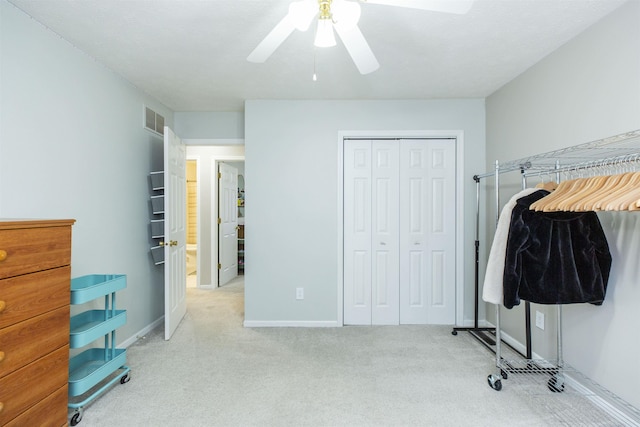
[{"left": 482, "top": 188, "right": 539, "bottom": 305}]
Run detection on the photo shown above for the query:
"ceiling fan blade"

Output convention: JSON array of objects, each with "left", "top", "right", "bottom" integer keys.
[
  {"left": 363, "top": 0, "right": 474, "bottom": 14},
  {"left": 247, "top": 14, "right": 297, "bottom": 63},
  {"left": 248, "top": 0, "right": 317, "bottom": 63},
  {"left": 334, "top": 24, "right": 380, "bottom": 75}
]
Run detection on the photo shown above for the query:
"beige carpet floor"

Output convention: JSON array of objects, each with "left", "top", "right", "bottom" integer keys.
[{"left": 70, "top": 276, "right": 630, "bottom": 426}]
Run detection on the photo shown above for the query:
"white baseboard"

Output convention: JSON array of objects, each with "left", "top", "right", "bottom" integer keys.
[
  {"left": 243, "top": 320, "right": 340, "bottom": 328},
  {"left": 456, "top": 319, "right": 492, "bottom": 328},
  {"left": 564, "top": 374, "right": 640, "bottom": 426},
  {"left": 480, "top": 320, "right": 545, "bottom": 360},
  {"left": 118, "top": 316, "right": 164, "bottom": 348}
]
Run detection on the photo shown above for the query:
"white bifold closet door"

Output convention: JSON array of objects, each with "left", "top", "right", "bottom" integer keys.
[{"left": 344, "top": 139, "right": 455, "bottom": 325}]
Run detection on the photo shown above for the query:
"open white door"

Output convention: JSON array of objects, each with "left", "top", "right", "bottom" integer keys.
[
  {"left": 164, "top": 127, "right": 187, "bottom": 340},
  {"left": 218, "top": 162, "right": 238, "bottom": 286}
]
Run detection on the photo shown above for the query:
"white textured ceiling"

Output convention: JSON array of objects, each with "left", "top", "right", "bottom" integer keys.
[{"left": 7, "top": 0, "right": 628, "bottom": 112}]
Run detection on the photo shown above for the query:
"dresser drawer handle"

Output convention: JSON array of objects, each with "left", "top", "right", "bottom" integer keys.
[
  {"left": 0, "top": 249, "right": 6, "bottom": 262},
  {"left": 0, "top": 351, "right": 4, "bottom": 362},
  {"left": 0, "top": 301, "right": 5, "bottom": 313},
  {"left": 0, "top": 402, "right": 3, "bottom": 414}
]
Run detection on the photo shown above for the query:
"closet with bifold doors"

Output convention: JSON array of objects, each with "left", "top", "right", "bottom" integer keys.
[{"left": 343, "top": 138, "right": 456, "bottom": 325}]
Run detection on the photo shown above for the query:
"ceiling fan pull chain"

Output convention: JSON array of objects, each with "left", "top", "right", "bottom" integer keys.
[{"left": 313, "top": 50, "right": 318, "bottom": 81}]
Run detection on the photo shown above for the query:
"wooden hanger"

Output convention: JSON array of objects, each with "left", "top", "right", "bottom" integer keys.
[
  {"left": 530, "top": 178, "right": 578, "bottom": 211},
  {"left": 616, "top": 187, "right": 640, "bottom": 210},
  {"left": 543, "top": 178, "right": 591, "bottom": 212},
  {"left": 528, "top": 161, "right": 640, "bottom": 212},
  {"left": 576, "top": 173, "right": 631, "bottom": 211},
  {"left": 535, "top": 180, "right": 558, "bottom": 191},
  {"left": 556, "top": 174, "right": 606, "bottom": 211},
  {"left": 599, "top": 172, "right": 640, "bottom": 210},
  {"left": 606, "top": 173, "right": 640, "bottom": 210},
  {"left": 629, "top": 197, "right": 640, "bottom": 211}
]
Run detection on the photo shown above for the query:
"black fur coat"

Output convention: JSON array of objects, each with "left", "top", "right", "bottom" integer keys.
[{"left": 503, "top": 190, "right": 612, "bottom": 309}]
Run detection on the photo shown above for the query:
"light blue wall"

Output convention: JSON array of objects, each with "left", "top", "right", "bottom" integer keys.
[
  {"left": 486, "top": 0, "right": 640, "bottom": 408},
  {"left": 175, "top": 111, "right": 244, "bottom": 139},
  {"left": 0, "top": 1, "right": 173, "bottom": 342},
  {"left": 244, "top": 100, "right": 486, "bottom": 325}
]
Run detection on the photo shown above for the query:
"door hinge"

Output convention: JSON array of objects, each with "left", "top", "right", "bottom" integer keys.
[
  {"left": 217, "top": 217, "right": 221, "bottom": 224},
  {"left": 218, "top": 172, "right": 222, "bottom": 179},
  {"left": 218, "top": 263, "right": 222, "bottom": 270}
]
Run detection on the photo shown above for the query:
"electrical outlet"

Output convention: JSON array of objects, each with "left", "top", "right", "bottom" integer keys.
[
  {"left": 535, "top": 311, "right": 545, "bottom": 330},
  {"left": 296, "top": 287, "right": 304, "bottom": 300}
]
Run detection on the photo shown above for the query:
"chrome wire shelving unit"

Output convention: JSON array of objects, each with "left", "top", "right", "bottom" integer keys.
[{"left": 459, "top": 129, "right": 640, "bottom": 424}]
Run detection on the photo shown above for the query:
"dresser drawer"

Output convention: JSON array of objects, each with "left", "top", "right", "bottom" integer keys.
[
  {"left": 0, "top": 266, "right": 70, "bottom": 329},
  {"left": 0, "top": 345, "right": 68, "bottom": 425},
  {"left": 0, "top": 224, "right": 72, "bottom": 280},
  {"left": 3, "top": 384, "right": 68, "bottom": 427},
  {"left": 0, "top": 306, "right": 69, "bottom": 379}
]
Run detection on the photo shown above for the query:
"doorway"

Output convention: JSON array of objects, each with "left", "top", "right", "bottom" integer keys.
[
  {"left": 343, "top": 138, "right": 456, "bottom": 325},
  {"left": 186, "top": 159, "right": 198, "bottom": 288},
  {"left": 225, "top": 161, "right": 245, "bottom": 276},
  {"left": 185, "top": 145, "right": 245, "bottom": 289}
]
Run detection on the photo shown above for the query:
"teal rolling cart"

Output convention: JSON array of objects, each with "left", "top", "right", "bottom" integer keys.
[{"left": 67, "top": 274, "right": 131, "bottom": 426}]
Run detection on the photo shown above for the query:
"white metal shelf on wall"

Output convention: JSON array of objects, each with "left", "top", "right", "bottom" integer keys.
[
  {"left": 457, "top": 129, "right": 640, "bottom": 401},
  {"left": 149, "top": 171, "right": 165, "bottom": 265}
]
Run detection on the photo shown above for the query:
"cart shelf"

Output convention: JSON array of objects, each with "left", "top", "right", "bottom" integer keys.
[
  {"left": 70, "top": 310, "right": 127, "bottom": 348},
  {"left": 70, "top": 274, "right": 126, "bottom": 304},
  {"left": 68, "top": 274, "right": 129, "bottom": 426},
  {"left": 69, "top": 348, "right": 128, "bottom": 396}
]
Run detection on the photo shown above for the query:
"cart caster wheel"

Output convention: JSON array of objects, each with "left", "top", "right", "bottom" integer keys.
[
  {"left": 120, "top": 373, "right": 131, "bottom": 384},
  {"left": 70, "top": 410, "right": 83, "bottom": 426},
  {"left": 548, "top": 375, "right": 565, "bottom": 393},
  {"left": 451, "top": 330, "right": 458, "bottom": 336},
  {"left": 487, "top": 374, "right": 502, "bottom": 391}
]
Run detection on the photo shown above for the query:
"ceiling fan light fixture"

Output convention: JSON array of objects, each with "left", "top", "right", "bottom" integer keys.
[{"left": 314, "top": 17, "right": 337, "bottom": 47}]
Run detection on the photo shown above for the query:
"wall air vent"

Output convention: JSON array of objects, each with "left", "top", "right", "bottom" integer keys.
[{"left": 144, "top": 105, "right": 165, "bottom": 136}]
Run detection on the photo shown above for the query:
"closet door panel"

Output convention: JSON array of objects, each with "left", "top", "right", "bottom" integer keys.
[
  {"left": 400, "top": 140, "right": 455, "bottom": 324},
  {"left": 371, "top": 141, "right": 399, "bottom": 325},
  {"left": 431, "top": 250, "right": 445, "bottom": 306},
  {"left": 344, "top": 141, "right": 373, "bottom": 325},
  {"left": 400, "top": 141, "right": 429, "bottom": 324},
  {"left": 426, "top": 141, "right": 456, "bottom": 324},
  {"left": 409, "top": 250, "right": 425, "bottom": 306}
]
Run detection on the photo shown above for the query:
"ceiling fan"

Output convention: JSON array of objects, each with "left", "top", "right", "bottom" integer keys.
[{"left": 247, "top": 0, "right": 474, "bottom": 75}]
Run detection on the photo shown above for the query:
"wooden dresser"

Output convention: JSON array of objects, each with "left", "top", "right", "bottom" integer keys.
[{"left": 0, "top": 219, "right": 75, "bottom": 427}]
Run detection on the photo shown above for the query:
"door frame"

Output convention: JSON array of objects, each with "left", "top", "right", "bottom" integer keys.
[
  {"left": 183, "top": 141, "right": 245, "bottom": 290},
  {"left": 337, "top": 130, "right": 465, "bottom": 327}
]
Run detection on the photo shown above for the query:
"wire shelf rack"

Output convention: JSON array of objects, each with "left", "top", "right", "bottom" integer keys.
[{"left": 490, "top": 129, "right": 640, "bottom": 176}]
